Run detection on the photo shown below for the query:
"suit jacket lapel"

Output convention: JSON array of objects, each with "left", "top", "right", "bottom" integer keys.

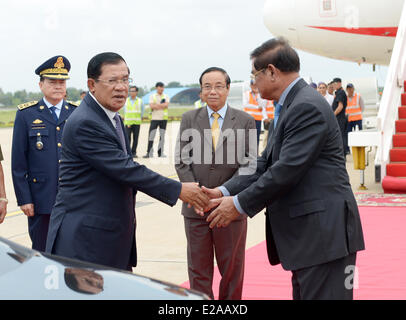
[
  {"left": 37, "top": 98, "right": 57, "bottom": 125},
  {"left": 196, "top": 107, "right": 212, "bottom": 146},
  {"left": 216, "top": 105, "right": 236, "bottom": 152},
  {"left": 265, "top": 78, "right": 308, "bottom": 160},
  {"left": 57, "top": 101, "right": 70, "bottom": 125},
  {"left": 84, "top": 94, "right": 126, "bottom": 152}
]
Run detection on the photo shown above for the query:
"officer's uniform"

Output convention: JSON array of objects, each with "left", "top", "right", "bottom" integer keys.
[{"left": 11, "top": 56, "right": 78, "bottom": 252}]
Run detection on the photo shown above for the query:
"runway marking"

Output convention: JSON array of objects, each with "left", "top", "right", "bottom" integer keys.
[{"left": 5, "top": 210, "right": 23, "bottom": 219}]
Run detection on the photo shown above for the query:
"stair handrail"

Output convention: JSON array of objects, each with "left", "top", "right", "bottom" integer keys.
[{"left": 375, "top": 0, "right": 406, "bottom": 180}]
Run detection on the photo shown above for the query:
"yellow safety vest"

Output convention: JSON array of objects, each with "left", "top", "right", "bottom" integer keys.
[
  {"left": 152, "top": 93, "right": 169, "bottom": 120},
  {"left": 124, "top": 97, "right": 142, "bottom": 125},
  {"left": 346, "top": 93, "right": 362, "bottom": 122},
  {"left": 194, "top": 100, "right": 207, "bottom": 109},
  {"left": 244, "top": 91, "right": 263, "bottom": 121}
]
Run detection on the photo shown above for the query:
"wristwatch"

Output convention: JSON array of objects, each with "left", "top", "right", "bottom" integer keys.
[{"left": 0, "top": 198, "right": 8, "bottom": 203}]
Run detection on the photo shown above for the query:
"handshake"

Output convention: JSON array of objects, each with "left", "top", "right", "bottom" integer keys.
[{"left": 179, "top": 183, "right": 240, "bottom": 229}]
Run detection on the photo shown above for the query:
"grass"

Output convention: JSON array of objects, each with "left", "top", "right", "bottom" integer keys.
[
  {"left": 0, "top": 109, "right": 17, "bottom": 127},
  {"left": 0, "top": 106, "right": 193, "bottom": 128}
]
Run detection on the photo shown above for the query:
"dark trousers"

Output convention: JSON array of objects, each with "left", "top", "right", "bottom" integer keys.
[
  {"left": 125, "top": 124, "right": 140, "bottom": 155},
  {"left": 291, "top": 253, "right": 357, "bottom": 300},
  {"left": 184, "top": 217, "right": 247, "bottom": 300},
  {"left": 28, "top": 214, "right": 50, "bottom": 252},
  {"left": 146, "top": 120, "right": 167, "bottom": 156},
  {"left": 255, "top": 120, "right": 262, "bottom": 147},
  {"left": 337, "top": 118, "right": 348, "bottom": 158},
  {"left": 345, "top": 120, "right": 363, "bottom": 153}
]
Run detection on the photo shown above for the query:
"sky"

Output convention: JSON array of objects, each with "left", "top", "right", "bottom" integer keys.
[{"left": 0, "top": 0, "right": 388, "bottom": 93}]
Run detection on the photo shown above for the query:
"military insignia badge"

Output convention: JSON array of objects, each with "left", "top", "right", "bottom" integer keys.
[
  {"left": 33, "top": 119, "right": 43, "bottom": 124},
  {"left": 17, "top": 101, "right": 38, "bottom": 111},
  {"left": 35, "top": 56, "right": 70, "bottom": 80},
  {"left": 54, "top": 57, "right": 65, "bottom": 69},
  {"left": 36, "top": 141, "right": 44, "bottom": 150}
]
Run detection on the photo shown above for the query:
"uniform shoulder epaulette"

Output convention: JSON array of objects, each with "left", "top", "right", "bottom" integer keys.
[
  {"left": 17, "top": 101, "right": 38, "bottom": 111},
  {"left": 67, "top": 100, "right": 80, "bottom": 107}
]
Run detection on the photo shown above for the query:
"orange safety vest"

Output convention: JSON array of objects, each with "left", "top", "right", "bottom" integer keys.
[
  {"left": 346, "top": 93, "right": 362, "bottom": 122},
  {"left": 244, "top": 91, "right": 263, "bottom": 121},
  {"left": 265, "top": 100, "right": 275, "bottom": 119}
]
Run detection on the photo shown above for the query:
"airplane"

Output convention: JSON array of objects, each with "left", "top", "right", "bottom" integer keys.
[{"left": 263, "top": 0, "right": 404, "bottom": 67}]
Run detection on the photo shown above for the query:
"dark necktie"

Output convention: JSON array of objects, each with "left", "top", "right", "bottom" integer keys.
[
  {"left": 50, "top": 106, "right": 58, "bottom": 122},
  {"left": 274, "top": 103, "right": 282, "bottom": 129},
  {"left": 114, "top": 113, "right": 127, "bottom": 153}
]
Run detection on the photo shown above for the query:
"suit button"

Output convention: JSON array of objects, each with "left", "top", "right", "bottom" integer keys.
[
  {"left": 33, "top": 178, "right": 37, "bottom": 183},
  {"left": 59, "top": 160, "right": 61, "bottom": 164},
  {"left": 56, "top": 126, "right": 61, "bottom": 131},
  {"left": 58, "top": 143, "right": 62, "bottom": 148}
]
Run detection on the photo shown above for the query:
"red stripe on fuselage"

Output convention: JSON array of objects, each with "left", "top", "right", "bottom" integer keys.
[{"left": 307, "top": 26, "right": 398, "bottom": 37}]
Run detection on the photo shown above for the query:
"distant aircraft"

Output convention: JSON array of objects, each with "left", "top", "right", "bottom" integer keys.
[{"left": 263, "top": 0, "right": 404, "bottom": 66}]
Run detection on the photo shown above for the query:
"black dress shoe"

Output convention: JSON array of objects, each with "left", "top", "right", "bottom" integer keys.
[{"left": 142, "top": 154, "right": 150, "bottom": 158}]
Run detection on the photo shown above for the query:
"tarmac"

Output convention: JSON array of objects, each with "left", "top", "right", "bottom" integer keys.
[{"left": 0, "top": 122, "right": 383, "bottom": 285}]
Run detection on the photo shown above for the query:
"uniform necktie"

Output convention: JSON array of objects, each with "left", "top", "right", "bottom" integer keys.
[
  {"left": 274, "top": 103, "right": 282, "bottom": 129},
  {"left": 49, "top": 106, "right": 58, "bottom": 122},
  {"left": 211, "top": 112, "right": 220, "bottom": 149},
  {"left": 114, "top": 113, "right": 127, "bottom": 153}
]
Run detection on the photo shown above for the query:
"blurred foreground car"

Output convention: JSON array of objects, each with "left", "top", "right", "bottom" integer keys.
[{"left": 0, "top": 237, "right": 209, "bottom": 300}]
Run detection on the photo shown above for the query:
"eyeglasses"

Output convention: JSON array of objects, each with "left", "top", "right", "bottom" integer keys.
[
  {"left": 96, "top": 77, "right": 133, "bottom": 86},
  {"left": 250, "top": 68, "right": 265, "bottom": 80},
  {"left": 201, "top": 85, "right": 227, "bottom": 93}
]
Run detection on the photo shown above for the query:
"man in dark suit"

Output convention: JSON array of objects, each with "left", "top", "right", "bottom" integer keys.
[
  {"left": 203, "top": 38, "right": 365, "bottom": 300},
  {"left": 175, "top": 67, "right": 256, "bottom": 300},
  {"left": 11, "top": 56, "right": 78, "bottom": 251},
  {"left": 45, "top": 52, "right": 208, "bottom": 271}
]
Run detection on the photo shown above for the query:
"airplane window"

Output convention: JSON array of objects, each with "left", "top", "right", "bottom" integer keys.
[
  {"left": 323, "top": 0, "right": 332, "bottom": 11},
  {"left": 320, "top": 0, "right": 336, "bottom": 17}
]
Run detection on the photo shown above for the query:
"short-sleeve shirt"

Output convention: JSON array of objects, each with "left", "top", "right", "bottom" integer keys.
[
  {"left": 332, "top": 88, "right": 347, "bottom": 122},
  {"left": 149, "top": 93, "right": 170, "bottom": 121},
  {"left": 0, "top": 145, "right": 3, "bottom": 161}
]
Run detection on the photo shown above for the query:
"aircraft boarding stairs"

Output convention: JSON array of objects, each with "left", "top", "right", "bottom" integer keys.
[
  {"left": 349, "top": 1, "right": 406, "bottom": 193},
  {"left": 381, "top": 87, "right": 406, "bottom": 193}
]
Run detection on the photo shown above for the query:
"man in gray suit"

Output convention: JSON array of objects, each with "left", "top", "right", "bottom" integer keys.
[
  {"left": 175, "top": 67, "right": 256, "bottom": 300},
  {"left": 203, "top": 38, "right": 365, "bottom": 300}
]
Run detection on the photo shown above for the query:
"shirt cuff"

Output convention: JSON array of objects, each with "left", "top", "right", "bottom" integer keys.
[
  {"left": 233, "top": 195, "right": 248, "bottom": 216},
  {"left": 218, "top": 186, "right": 230, "bottom": 197}
]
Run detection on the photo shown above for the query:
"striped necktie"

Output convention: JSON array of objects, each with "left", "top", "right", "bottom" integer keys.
[
  {"left": 211, "top": 112, "right": 220, "bottom": 149},
  {"left": 49, "top": 106, "right": 58, "bottom": 122},
  {"left": 114, "top": 113, "right": 127, "bottom": 153}
]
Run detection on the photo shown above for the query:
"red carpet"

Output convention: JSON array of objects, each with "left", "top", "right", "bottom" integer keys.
[{"left": 181, "top": 206, "right": 406, "bottom": 299}]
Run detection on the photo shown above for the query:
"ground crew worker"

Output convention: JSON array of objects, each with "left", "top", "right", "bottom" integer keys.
[
  {"left": 194, "top": 90, "right": 207, "bottom": 109},
  {"left": 124, "top": 86, "right": 144, "bottom": 158},
  {"left": 262, "top": 100, "right": 275, "bottom": 148},
  {"left": 11, "top": 56, "right": 77, "bottom": 251},
  {"left": 345, "top": 83, "right": 365, "bottom": 154},
  {"left": 144, "top": 82, "right": 170, "bottom": 158},
  {"left": 243, "top": 80, "right": 264, "bottom": 146},
  {"left": 76, "top": 91, "right": 86, "bottom": 105}
]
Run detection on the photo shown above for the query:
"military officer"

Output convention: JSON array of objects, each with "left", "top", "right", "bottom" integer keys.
[{"left": 11, "top": 55, "right": 78, "bottom": 251}]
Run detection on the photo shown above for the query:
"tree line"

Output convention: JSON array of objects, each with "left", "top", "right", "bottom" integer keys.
[
  {"left": 0, "top": 82, "right": 202, "bottom": 108},
  {"left": 0, "top": 80, "right": 244, "bottom": 108}
]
